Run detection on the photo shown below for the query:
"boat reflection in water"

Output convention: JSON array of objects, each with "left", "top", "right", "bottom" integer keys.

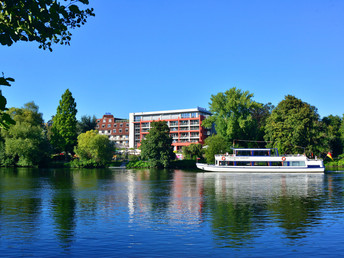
[
  {"left": 197, "top": 172, "right": 324, "bottom": 200},
  {"left": 196, "top": 172, "right": 325, "bottom": 247}
]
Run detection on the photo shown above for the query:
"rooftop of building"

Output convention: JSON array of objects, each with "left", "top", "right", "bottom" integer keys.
[
  {"left": 130, "top": 107, "right": 211, "bottom": 116},
  {"left": 98, "top": 113, "right": 128, "bottom": 122}
]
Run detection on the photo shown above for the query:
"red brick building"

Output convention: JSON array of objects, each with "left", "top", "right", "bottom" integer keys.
[{"left": 96, "top": 113, "right": 129, "bottom": 148}]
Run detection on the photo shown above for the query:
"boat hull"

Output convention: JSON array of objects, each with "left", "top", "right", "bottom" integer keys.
[{"left": 196, "top": 163, "right": 325, "bottom": 173}]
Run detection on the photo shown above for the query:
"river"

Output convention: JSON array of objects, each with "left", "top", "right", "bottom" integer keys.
[{"left": 0, "top": 168, "right": 343, "bottom": 257}]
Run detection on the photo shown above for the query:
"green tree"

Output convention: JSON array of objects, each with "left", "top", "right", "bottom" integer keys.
[
  {"left": 0, "top": 102, "right": 50, "bottom": 166},
  {"left": 202, "top": 87, "right": 262, "bottom": 144},
  {"left": 339, "top": 114, "right": 344, "bottom": 155},
  {"left": 204, "top": 135, "right": 230, "bottom": 164},
  {"left": 140, "top": 121, "right": 175, "bottom": 168},
  {"left": 0, "top": 0, "right": 94, "bottom": 128},
  {"left": 251, "top": 102, "right": 274, "bottom": 143},
  {"left": 0, "top": 74, "right": 15, "bottom": 129},
  {"left": 322, "top": 115, "right": 342, "bottom": 157},
  {"left": 0, "top": 0, "right": 95, "bottom": 51},
  {"left": 182, "top": 143, "right": 203, "bottom": 160},
  {"left": 74, "top": 130, "right": 114, "bottom": 167},
  {"left": 77, "top": 115, "right": 97, "bottom": 134},
  {"left": 51, "top": 89, "right": 78, "bottom": 156},
  {"left": 264, "top": 95, "right": 325, "bottom": 155}
]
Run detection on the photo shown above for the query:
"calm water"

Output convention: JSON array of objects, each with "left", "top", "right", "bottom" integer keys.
[{"left": 0, "top": 168, "right": 343, "bottom": 257}]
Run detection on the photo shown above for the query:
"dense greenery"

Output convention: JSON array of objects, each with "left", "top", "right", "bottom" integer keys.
[
  {"left": 140, "top": 121, "right": 175, "bottom": 168},
  {"left": 204, "top": 135, "right": 231, "bottom": 164},
  {"left": 51, "top": 89, "right": 78, "bottom": 156},
  {"left": 0, "top": 75, "right": 15, "bottom": 129},
  {"left": 264, "top": 95, "right": 325, "bottom": 156},
  {"left": 182, "top": 143, "right": 203, "bottom": 160},
  {"left": 73, "top": 130, "right": 114, "bottom": 167},
  {"left": 77, "top": 115, "right": 97, "bottom": 134},
  {"left": 0, "top": 102, "right": 50, "bottom": 166},
  {"left": 2, "top": 85, "right": 344, "bottom": 168},
  {"left": 202, "top": 87, "right": 263, "bottom": 145},
  {"left": 322, "top": 115, "right": 343, "bottom": 157}
]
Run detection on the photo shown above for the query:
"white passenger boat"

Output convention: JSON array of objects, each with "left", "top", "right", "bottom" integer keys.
[{"left": 196, "top": 148, "right": 325, "bottom": 173}]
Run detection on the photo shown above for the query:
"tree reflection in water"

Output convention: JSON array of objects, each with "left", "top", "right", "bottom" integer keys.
[{"left": 197, "top": 173, "right": 325, "bottom": 247}]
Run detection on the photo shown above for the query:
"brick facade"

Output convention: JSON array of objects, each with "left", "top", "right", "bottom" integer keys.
[{"left": 96, "top": 114, "right": 129, "bottom": 148}]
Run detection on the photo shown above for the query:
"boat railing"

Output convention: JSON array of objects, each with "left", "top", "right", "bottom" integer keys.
[
  {"left": 215, "top": 154, "right": 235, "bottom": 157},
  {"left": 215, "top": 154, "right": 308, "bottom": 158}
]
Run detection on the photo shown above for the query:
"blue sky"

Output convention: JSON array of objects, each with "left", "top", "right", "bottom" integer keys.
[{"left": 1, "top": 0, "right": 343, "bottom": 122}]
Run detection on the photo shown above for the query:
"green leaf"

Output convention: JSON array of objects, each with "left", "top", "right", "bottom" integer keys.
[
  {"left": 0, "top": 77, "right": 11, "bottom": 86},
  {"left": 69, "top": 5, "right": 80, "bottom": 13},
  {"left": 0, "top": 94, "right": 7, "bottom": 110}
]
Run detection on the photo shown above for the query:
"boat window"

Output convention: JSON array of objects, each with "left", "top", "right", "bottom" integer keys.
[
  {"left": 236, "top": 161, "right": 252, "bottom": 166},
  {"left": 255, "top": 162, "right": 269, "bottom": 166},
  {"left": 235, "top": 150, "right": 272, "bottom": 156},
  {"left": 271, "top": 162, "right": 283, "bottom": 166},
  {"left": 290, "top": 161, "right": 306, "bottom": 166}
]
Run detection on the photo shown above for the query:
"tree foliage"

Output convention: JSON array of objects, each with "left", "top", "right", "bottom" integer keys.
[
  {"left": 322, "top": 115, "right": 343, "bottom": 157},
  {"left": 204, "top": 135, "right": 230, "bottom": 164},
  {"left": 0, "top": 0, "right": 94, "bottom": 129},
  {"left": 0, "top": 0, "right": 95, "bottom": 51},
  {"left": 0, "top": 102, "right": 50, "bottom": 166},
  {"left": 202, "top": 87, "right": 262, "bottom": 144},
  {"left": 264, "top": 95, "right": 325, "bottom": 155},
  {"left": 74, "top": 130, "right": 114, "bottom": 167},
  {"left": 0, "top": 74, "right": 15, "bottom": 129},
  {"left": 182, "top": 143, "right": 203, "bottom": 160},
  {"left": 140, "top": 121, "right": 175, "bottom": 168},
  {"left": 51, "top": 89, "right": 78, "bottom": 154},
  {"left": 77, "top": 115, "right": 97, "bottom": 134}
]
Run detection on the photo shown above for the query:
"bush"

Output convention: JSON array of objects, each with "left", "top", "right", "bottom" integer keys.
[
  {"left": 126, "top": 160, "right": 150, "bottom": 169},
  {"left": 337, "top": 159, "right": 344, "bottom": 167},
  {"left": 128, "top": 155, "right": 140, "bottom": 162},
  {"left": 170, "top": 159, "right": 198, "bottom": 169},
  {"left": 71, "top": 159, "right": 106, "bottom": 168}
]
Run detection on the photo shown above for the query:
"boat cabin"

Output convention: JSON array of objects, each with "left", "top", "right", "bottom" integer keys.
[{"left": 233, "top": 148, "right": 279, "bottom": 157}]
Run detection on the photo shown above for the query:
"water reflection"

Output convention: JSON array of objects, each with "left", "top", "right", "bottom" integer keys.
[
  {"left": 197, "top": 173, "right": 325, "bottom": 246},
  {"left": 0, "top": 168, "right": 343, "bottom": 256},
  {"left": 0, "top": 168, "right": 42, "bottom": 243},
  {"left": 49, "top": 170, "right": 76, "bottom": 249}
]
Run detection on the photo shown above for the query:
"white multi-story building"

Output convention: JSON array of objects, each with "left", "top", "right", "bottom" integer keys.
[{"left": 129, "top": 107, "right": 212, "bottom": 151}]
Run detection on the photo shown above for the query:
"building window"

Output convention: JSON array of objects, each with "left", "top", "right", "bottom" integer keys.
[
  {"left": 181, "top": 113, "right": 190, "bottom": 118},
  {"left": 107, "top": 124, "right": 111, "bottom": 128},
  {"left": 109, "top": 119, "right": 112, "bottom": 122},
  {"left": 114, "top": 124, "right": 117, "bottom": 127},
  {"left": 103, "top": 119, "right": 106, "bottom": 122},
  {"left": 119, "top": 129, "right": 122, "bottom": 133},
  {"left": 126, "top": 124, "right": 129, "bottom": 127},
  {"left": 120, "top": 123, "right": 123, "bottom": 127},
  {"left": 113, "top": 129, "right": 116, "bottom": 133},
  {"left": 97, "top": 120, "right": 100, "bottom": 123},
  {"left": 101, "top": 125, "right": 105, "bottom": 128},
  {"left": 125, "top": 128, "right": 128, "bottom": 132}
]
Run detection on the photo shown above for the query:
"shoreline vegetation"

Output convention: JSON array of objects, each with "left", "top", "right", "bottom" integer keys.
[{"left": 1, "top": 88, "right": 344, "bottom": 170}]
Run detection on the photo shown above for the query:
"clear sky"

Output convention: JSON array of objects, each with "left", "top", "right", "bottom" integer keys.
[{"left": 1, "top": 0, "right": 343, "bottom": 122}]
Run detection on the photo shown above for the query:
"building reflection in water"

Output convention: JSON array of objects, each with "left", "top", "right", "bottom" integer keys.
[{"left": 108, "top": 169, "right": 326, "bottom": 247}]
